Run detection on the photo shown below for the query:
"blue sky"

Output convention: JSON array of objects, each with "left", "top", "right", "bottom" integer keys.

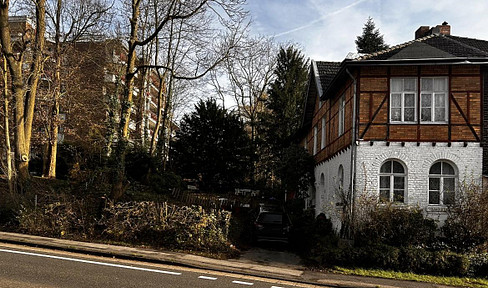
[{"left": 245, "top": 0, "right": 488, "bottom": 61}]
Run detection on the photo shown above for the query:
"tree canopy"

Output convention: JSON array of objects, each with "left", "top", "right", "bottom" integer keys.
[
  {"left": 171, "top": 99, "right": 251, "bottom": 193},
  {"left": 355, "top": 17, "right": 389, "bottom": 54}
]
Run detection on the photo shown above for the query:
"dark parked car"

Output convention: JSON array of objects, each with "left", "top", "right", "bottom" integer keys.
[{"left": 253, "top": 211, "right": 292, "bottom": 243}]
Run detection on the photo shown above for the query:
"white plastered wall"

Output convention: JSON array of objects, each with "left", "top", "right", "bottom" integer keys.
[{"left": 314, "top": 147, "right": 352, "bottom": 231}]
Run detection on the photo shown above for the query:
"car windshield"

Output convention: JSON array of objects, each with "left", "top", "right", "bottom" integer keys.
[{"left": 257, "top": 213, "right": 283, "bottom": 224}]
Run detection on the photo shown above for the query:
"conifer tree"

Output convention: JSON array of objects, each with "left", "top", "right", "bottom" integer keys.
[
  {"left": 355, "top": 17, "right": 389, "bottom": 54},
  {"left": 264, "top": 45, "right": 309, "bottom": 148}
]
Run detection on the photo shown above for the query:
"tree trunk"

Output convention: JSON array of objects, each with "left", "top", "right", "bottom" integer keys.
[
  {"left": 111, "top": 0, "right": 140, "bottom": 201},
  {"left": 149, "top": 76, "right": 165, "bottom": 156},
  {"left": 47, "top": 0, "right": 62, "bottom": 178},
  {"left": 0, "top": 0, "right": 46, "bottom": 187},
  {"left": 2, "top": 55, "right": 14, "bottom": 194}
]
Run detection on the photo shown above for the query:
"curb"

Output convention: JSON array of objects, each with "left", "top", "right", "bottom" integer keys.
[
  {"left": 0, "top": 231, "right": 448, "bottom": 288},
  {"left": 0, "top": 232, "right": 322, "bottom": 286}
]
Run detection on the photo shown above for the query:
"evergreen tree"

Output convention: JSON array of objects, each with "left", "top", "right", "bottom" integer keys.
[
  {"left": 171, "top": 99, "right": 251, "bottom": 193},
  {"left": 259, "top": 46, "right": 311, "bottom": 195},
  {"left": 355, "top": 17, "right": 389, "bottom": 54},
  {"left": 264, "top": 45, "right": 309, "bottom": 148}
]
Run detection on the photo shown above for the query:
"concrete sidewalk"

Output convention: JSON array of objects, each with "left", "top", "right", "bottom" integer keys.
[{"left": 0, "top": 231, "right": 452, "bottom": 288}]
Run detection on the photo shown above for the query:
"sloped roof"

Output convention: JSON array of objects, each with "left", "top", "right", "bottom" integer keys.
[
  {"left": 300, "top": 61, "right": 340, "bottom": 130},
  {"left": 315, "top": 61, "right": 341, "bottom": 93},
  {"left": 355, "top": 34, "right": 488, "bottom": 61}
]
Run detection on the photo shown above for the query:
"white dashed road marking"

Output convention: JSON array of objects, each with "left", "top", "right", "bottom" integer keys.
[
  {"left": 232, "top": 280, "right": 254, "bottom": 285},
  {"left": 271, "top": 286, "right": 284, "bottom": 288},
  {"left": 0, "top": 248, "right": 182, "bottom": 276},
  {"left": 198, "top": 276, "right": 217, "bottom": 280}
]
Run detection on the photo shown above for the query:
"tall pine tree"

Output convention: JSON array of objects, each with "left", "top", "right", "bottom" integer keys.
[
  {"left": 259, "top": 46, "right": 313, "bottom": 196},
  {"left": 355, "top": 17, "right": 389, "bottom": 54},
  {"left": 264, "top": 45, "right": 309, "bottom": 148}
]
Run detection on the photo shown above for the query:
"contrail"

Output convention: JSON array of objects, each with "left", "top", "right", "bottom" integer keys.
[{"left": 274, "top": 0, "right": 369, "bottom": 37}]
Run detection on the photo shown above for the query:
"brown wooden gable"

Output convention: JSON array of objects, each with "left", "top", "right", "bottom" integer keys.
[{"left": 358, "top": 65, "right": 481, "bottom": 142}]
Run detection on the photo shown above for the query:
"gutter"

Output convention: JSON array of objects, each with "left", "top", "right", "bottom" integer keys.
[{"left": 345, "top": 68, "right": 357, "bottom": 240}]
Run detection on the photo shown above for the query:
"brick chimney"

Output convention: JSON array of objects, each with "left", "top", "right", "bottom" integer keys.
[
  {"left": 415, "top": 26, "right": 430, "bottom": 39},
  {"left": 415, "top": 22, "right": 451, "bottom": 39}
]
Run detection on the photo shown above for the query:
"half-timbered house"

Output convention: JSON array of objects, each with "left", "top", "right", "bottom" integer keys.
[{"left": 300, "top": 23, "right": 488, "bottom": 230}]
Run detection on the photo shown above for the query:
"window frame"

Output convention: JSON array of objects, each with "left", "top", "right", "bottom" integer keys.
[
  {"left": 338, "top": 165, "right": 344, "bottom": 191},
  {"left": 390, "top": 78, "right": 417, "bottom": 124},
  {"left": 313, "top": 125, "right": 318, "bottom": 155},
  {"left": 379, "top": 159, "right": 407, "bottom": 203},
  {"left": 338, "top": 93, "right": 345, "bottom": 135},
  {"left": 420, "top": 77, "right": 449, "bottom": 123},
  {"left": 428, "top": 161, "right": 457, "bottom": 206},
  {"left": 389, "top": 76, "right": 450, "bottom": 124},
  {"left": 321, "top": 116, "right": 326, "bottom": 150}
]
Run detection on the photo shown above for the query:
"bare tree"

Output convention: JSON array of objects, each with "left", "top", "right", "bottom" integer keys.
[
  {"left": 111, "top": 0, "right": 247, "bottom": 200},
  {"left": 0, "top": 0, "right": 46, "bottom": 186},
  {"left": 41, "top": 0, "right": 111, "bottom": 178},
  {"left": 211, "top": 35, "right": 277, "bottom": 183}
]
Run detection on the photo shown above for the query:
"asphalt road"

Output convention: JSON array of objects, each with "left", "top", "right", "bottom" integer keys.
[{"left": 0, "top": 244, "right": 309, "bottom": 288}]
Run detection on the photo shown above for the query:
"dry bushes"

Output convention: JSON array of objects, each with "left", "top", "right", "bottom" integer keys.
[
  {"left": 16, "top": 196, "right": 234, "bottom": 255},
  {"left": 99, "top": 201, "right": 233, "bottom": 253}
]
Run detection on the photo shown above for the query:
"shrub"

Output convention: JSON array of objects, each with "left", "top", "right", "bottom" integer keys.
[
  {"left": 17, "top": 196, "right": 97, "bottom": 239},
  {"left": 354, "top": 204, "right": 437, "bottom": 248},
  {"left": 99, "top": 201, "right": 234, "bottom": 254},
  {"left": 291, "top": 211, "right": 336, "bottom": 256},
  {"left": 468, "top": 253, "right": 488, "bottom": 277},
  {"left": 442, "top": 183, "right": 488, "bottom": 253}
]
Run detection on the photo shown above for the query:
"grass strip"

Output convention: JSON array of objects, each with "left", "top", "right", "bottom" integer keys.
[{"left": 333, "top": 267, "right": 488, "bottom": 288}]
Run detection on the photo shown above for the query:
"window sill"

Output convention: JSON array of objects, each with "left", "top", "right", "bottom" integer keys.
[
  {"left": 389, "top": 121, "right": 417, "bottom": 125},
  {"left": 389, "top": 122, "right": 449, "bottom": 125},
  {"left": 426, "top": 205, "right": 448, "bottom": 212},
  {"left": 420, "top": 121, "right": 448, "bottom": 125}
]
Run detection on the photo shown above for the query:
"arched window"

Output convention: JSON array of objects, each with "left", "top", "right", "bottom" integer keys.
[
  {"left": 429, "top": 161, "right": 456, "bottom": 205},
  {"left": 338, "top": 165, "right": 344, "bottom": 191},
  {"left": 379, "top": 160, "right": 406, "bottom": 203},
  {"left": 320, "top": 173, "right": 325, "bottom": 186}
]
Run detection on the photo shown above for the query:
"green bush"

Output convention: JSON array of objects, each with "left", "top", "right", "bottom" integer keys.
[{"left": 468, "top": 253, "right": 488, "bottom": 277}]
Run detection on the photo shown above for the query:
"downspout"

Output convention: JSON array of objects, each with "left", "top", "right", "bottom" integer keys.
[{"left": 345, "top": 68, "right": 357, "bottom": 240}]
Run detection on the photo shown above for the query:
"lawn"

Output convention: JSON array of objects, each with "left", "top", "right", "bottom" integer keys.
[{"left": 334, "top": 267, "right": 488, "bottom": 288}]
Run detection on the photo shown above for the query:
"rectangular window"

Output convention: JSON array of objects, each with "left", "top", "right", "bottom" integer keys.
[
  {"left": 338, "top": 93, "right": 345, "bottom": 135},
  {"left": 313, "top": 126, "right": 318, "bottom": 155},
  {"left": 321, "top": 117, "right": 326, "bottom": 149},
  {"left": 390, "top": 78, "right": 417, "bottom": 123},
  {"left": 421, "top": 77, "right": 448, "bottom": 123}
]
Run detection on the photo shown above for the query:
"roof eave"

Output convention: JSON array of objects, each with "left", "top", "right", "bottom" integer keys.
[{"left": 311, "top": 60, "right": 324, "bottom": 98}]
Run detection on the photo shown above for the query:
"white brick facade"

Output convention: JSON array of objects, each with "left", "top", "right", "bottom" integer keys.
[{"left": 314, "top": 141, "right": 482, "bottom": 230}]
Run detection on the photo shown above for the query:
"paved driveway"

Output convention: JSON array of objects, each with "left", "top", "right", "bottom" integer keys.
[{"left": 237, "top": 244, "right": 302, "bottom": 269}]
